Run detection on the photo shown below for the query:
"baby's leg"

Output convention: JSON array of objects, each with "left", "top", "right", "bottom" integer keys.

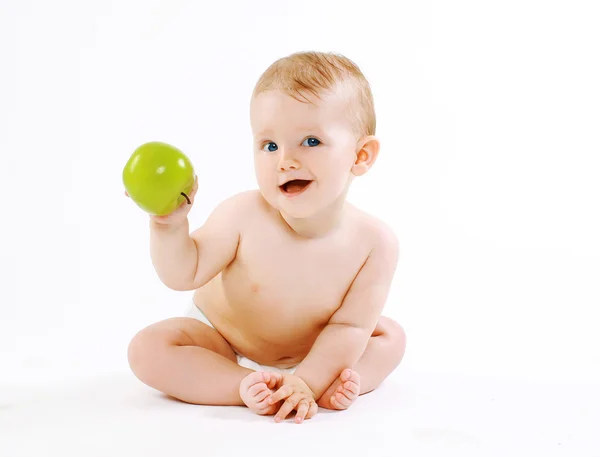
[
  {"left": 127, "top": 317, "right": 253, "bottom": 405},
  {"left": 354, "top": 316, "right": 406, "bottom": 394},
  {"left": 317, "top": 316, "right": 406, "bottom": 410}
]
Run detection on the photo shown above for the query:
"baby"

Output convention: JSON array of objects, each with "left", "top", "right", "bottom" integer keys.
[{"left": 126, "top": 51, "right": 406, "bottom": 423}]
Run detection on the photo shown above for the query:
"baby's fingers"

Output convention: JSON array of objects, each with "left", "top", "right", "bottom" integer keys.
[
  {"left": 268, "top": 385, "right": 294, "bottom": 405},
  {"left": 274, "top": 393, "right": 301, "bottom": 423},
  {"left": 264, "top": 372, "right": 284, "bottom": 389},
  {"left": 183, "top": 175, "right": 199, "bottom": 203},
  {"left": 294, "top": 399, "right": 311, "bottom": 423},
  {"left": 306, "top": 401, "right": 318, "bottom": 419}
]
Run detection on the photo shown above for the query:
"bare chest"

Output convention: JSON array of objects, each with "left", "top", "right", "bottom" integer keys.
[{"left": 222, "top": 224, "right": 367, "bottom": 320}]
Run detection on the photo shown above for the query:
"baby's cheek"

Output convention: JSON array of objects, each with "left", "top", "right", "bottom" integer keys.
[
  {"left": 255, "top": 170, "right": 275, "bottom": 189},
  {"left": 332, "top": 173, "right": 351, "bottom": 193}
]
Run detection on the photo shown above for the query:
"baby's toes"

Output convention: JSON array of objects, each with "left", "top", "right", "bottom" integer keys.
[
  {"left": 333, "top": 391, "right": 353, "bottom": 408},
  {"left": 342, "top": 369, "right": 361, "bottom": 386},
  {"left": 248, "top": 384, "right": 271, "bottom": 403},
  {"left": 240, "top": 372, "right": 275, "bottom": 412},
  {"left": 329, "top": 370, "right": 361, "bottom": 410},
  {"left": 335, "top": 381, "right": 359, "bottom": 407},
  {"left": 343, "top": 380, "right": 360, "bottom": 398},
  {"left": 254, "top": 396, "right": 280, "bottom": 415}
]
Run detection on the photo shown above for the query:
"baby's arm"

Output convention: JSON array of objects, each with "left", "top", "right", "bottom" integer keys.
[
  {"left": 293, "top": 225, "right": 399, "bottom": 400},
  {"left": 150, "top": 192, "right": 249, "bottom": 291}
]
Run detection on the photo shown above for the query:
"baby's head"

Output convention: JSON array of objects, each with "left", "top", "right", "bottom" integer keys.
[{"left": 250, "top": 51, "right": 379, "bottom": 219}]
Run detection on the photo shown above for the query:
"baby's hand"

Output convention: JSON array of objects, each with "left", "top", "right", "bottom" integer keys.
[
  {"left": 125, "top": 176, "right": 198, "bottom": 228},
  {"left": 268, "top": 373, "right": 318, "bottom": 423}
]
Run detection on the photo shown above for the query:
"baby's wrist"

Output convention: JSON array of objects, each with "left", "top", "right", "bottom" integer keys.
[
  {"left": 294, "top": 374, "right": 316, "bottom": 399},
  {"left": 149, "top": 216, "right": 188, "bottom": 232}
]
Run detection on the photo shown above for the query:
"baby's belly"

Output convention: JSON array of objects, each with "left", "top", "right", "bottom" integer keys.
[{"left": 193, "top": 276, "right": 334, "bottom": 368}]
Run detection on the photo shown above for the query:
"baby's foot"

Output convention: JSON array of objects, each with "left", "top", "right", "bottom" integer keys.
[
  {"left": 317, "top": 368, "right": 360, "bottom": 410},
  {"left": 239, "top": 371, "right": 283, "bottom": 415}
]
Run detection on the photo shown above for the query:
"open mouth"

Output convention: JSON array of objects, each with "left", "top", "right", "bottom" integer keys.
[{"left": 279, "top": 179, "right": 313, "bottom": 196}]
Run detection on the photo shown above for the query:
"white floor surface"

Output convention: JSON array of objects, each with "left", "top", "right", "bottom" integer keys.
[{"left": 1, "top": 368, "right": 598, "bottom": 457}]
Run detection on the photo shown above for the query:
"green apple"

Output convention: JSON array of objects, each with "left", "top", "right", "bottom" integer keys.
[{"left": 122, "top": 141, "right": 195, "bottom": 216}]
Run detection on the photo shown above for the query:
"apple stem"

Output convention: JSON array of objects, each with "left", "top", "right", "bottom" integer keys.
[{"left": 181, "top": 192, "right": 191, "bottom": 204}]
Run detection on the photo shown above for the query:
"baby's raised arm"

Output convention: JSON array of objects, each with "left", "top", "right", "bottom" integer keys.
[{"left": 149, "top": 189, "right": 250, "bottom": 291}]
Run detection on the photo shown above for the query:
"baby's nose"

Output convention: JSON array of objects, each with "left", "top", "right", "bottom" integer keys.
[{"left": 278, "top": 157, "right": 301, "bottom": 171}]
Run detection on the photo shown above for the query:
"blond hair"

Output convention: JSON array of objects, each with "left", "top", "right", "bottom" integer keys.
[{"left": 252, "top": 51, "right": 376, "bottom": 137}]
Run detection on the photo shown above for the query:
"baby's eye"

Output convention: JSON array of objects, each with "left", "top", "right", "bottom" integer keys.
[
  {"left": 302, "top": 137, "right": 321, "bottom": 147},
  {"left": 262, "top": 142, "right": 278, "bottom": 152}
]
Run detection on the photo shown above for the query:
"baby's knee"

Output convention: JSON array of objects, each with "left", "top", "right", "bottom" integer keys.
[
  {"left": 379, "top": 316, "right": 407, "bottom": 356},
  {"left": 127, "top": 328, "right": 155, "bottom": 379},
  {"left": 127, "top": 322, "right": 185, "bottom": 380}
]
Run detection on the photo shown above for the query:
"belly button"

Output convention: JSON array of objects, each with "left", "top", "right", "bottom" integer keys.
[{"left": 250, "top": 283, "right": 260, "bottom": 293}]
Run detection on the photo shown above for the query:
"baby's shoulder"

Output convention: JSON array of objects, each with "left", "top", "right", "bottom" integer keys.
[
  {"left": 350, "top": 206, "right": 399, "bottom": 252},
  {"left": 219, "top": 189, "right": 263, "bottom": 208},
  {"left": 209, "top": 189, "right": 267, "bottom": 223}
]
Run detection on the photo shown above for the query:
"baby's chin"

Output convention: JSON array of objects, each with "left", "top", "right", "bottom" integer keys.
[
  {"left": 256, "top": 189, "right": 310, "bottom": 215},
  {"left": 260, "top": 186, "right": 345, "bottom": 221},
  {"left": 275, "top": 202, "right": 316, "bottom": 220},
  {"left": 280, "top": 201, "right": 346, "bottom": 225}
]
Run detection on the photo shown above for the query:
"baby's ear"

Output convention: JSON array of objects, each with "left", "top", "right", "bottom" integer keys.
[{"left": 351, "top": 136, "right": 380, "bottom": 176}]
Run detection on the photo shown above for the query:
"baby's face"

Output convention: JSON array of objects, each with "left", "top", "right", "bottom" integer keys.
[{"left": 250, "top": 89, "right": 359, "bottom": 219}]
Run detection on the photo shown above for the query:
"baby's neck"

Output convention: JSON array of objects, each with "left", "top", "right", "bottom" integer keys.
[{"left": 279, "top": 198, "right": 349, "bottom": 239}]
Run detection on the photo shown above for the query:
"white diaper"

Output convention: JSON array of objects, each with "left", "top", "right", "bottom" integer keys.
[{"left": 183, "top": 300, "right": 297, "bottom": 374}]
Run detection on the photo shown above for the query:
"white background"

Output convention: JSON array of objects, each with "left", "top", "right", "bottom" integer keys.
[{"left": 1, "top": 0, "right": 598, "bottom": 388}]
